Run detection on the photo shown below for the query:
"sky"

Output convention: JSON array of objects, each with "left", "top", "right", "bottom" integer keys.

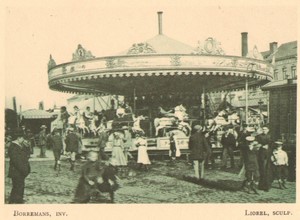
[{"left": 3, "top": 1, "right": 298, "bottom": 111}]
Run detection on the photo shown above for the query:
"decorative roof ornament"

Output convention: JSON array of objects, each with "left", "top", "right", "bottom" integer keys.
[
  {"left": 127, "top": 43, "right": 156, "bottom": 55},
  {"left": 193, "top": 37, "right": 225, "bottom": 55},
  {"left": 48, "top": 54, "right": 56, "bottom": 70},
  {"left": 246, "top": 45, "right": 264, "bottom": 60},
  {"left": 72, "top": 44, "right": 95, "bottom": 61}
]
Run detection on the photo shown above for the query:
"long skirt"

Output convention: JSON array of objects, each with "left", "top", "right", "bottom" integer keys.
[
  {"left": 137, "top": 145, "right": 151, "bottom": 165},
  {"left": 111, "top": 147, "right": 127, "bottom": 166}
]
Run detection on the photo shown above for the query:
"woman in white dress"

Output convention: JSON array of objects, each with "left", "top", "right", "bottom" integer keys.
[
  {"left": 135, "top": 133, "right": 151, "bottom": 171},
  {"left": 111, "top": 132, "right": 127, "bottom": 166}
]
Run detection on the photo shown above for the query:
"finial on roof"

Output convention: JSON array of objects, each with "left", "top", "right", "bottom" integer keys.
[{"left": 48, "top": 54, "right": 56, "bottom": 70}]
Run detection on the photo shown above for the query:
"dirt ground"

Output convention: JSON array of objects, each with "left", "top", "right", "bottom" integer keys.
[{"left": 4, "top": 153, "right": 296, "bottom": 204}]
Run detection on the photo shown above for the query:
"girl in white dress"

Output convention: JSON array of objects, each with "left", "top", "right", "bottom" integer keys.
[{"left": 135, "top": 133, "right": 151, "bottom": 171}]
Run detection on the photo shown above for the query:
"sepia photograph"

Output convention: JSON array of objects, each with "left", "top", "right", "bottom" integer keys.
[{"left": 1, "top": 0, "right": 299, "bottom": 219}]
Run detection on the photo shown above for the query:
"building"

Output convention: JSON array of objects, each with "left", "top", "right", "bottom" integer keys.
[{"left": 262, "top": 41, "right": 297, "bottom": 143}]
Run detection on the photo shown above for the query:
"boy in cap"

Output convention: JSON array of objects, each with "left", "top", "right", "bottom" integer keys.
[
  {"left": 243, "top": 136, "right": 261, "bottom": 194},
  {"left": 271, "top": 141, "right": 288, "bottom": 189},
  {"left": 65, "top": 127, "right": 80, "bottom": 171},
  {"left": 220, "top": 125, "right": 236, "bottom": 169}
]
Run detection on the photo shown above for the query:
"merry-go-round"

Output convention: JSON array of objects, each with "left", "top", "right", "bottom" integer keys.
[{"left": 48, "top": 12, "right": 273, "bottom": 155}]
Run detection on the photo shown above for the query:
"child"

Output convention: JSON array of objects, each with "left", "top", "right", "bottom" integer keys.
[
  {"left": 135, "top": 132, "right": 151, "bottom": 171},
  {"left": 271, "top": 141, "right": 288, "bottom": 189},
  {"left": 244, "top": 136, "right": 261, "bottom": 194},
  {"left": 74, "top": 151, "right": 119, "bottom": 203},
  {"left": 169, "top": 132, "right": 177, "bottom": 164},
  {"left": 73, "top": 151, "right": 105, "bottom": 203}
]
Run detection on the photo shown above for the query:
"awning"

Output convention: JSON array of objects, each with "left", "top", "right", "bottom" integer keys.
[{"left": 21, "top": 109, "right": 56, "bottom": 119}]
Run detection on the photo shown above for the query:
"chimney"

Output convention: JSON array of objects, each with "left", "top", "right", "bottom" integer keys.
[
  {"left": 39, "top": 101, "right": 44, "bottom": 110},
  {"left": 241, "top": 32, "right": 248, "bottom": 57},
  {"left": 269, "top": 42, "right": 278, "bottom": 54},
  {"left": 158, "top": 11, "right": 163, "bottom": 35},
  {"left": 12, "top": 97, "right": 17, "bottom": 113}
]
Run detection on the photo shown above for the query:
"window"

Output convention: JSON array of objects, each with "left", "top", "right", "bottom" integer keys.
[
  {"left": 274, "top": 69, "right": 278, "bottom": 80},
  {"left": 282, "top": 67, "right": 287, "bottom": 79},
  {"left": 291, "top": 66, "right": 297, "bottom": 79}
]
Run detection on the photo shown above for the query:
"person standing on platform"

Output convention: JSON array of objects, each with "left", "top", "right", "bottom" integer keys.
[
  {"left": 60, "top": 106, "right": 70, "bottom": 135},
  {"left": 38, "top": 125, "right": 48, "bottom": 158},
  {"left": 97, "top": 126, "right": 109, "bottom": 160},
  {"left": 49, "top": 129, "right": 64, "bottom": 171},
  {"left": 220, "top": 125, "right": 236, "bottom": 169},
  {"left": 256, "top": 126, "right": 273, "bottom": 191},
  {"left": 65, "top": 127, "right": 80, "bottom": 171},
  {"left": 203, "top": 131, "right": 214, "bottom": 169},
  {"left": 188, "top": 125, "right": 209, "bottom": 179},
  {"left": 8, "top": 130, "right": 31, "bottom": 204}
]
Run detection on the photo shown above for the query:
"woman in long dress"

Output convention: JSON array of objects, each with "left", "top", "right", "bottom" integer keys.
[
  {"left": 111, "top": 132, "right": 127, "bottom": 166},
  {"left": 135, "top": 133, "right": 151, "bottom": 171}
]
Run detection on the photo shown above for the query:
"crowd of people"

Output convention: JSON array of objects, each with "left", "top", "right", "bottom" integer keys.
[
  {"left": 5, "top": 102, "right": 292, "bottom": 203},
  {"left": 187, "top": 123, "right": 290, "bottom": 194}
]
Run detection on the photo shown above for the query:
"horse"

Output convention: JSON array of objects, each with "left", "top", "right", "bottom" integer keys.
[
  {"left": 154, "top": 104, "right": 189, "bottom": 137},
  {"left": 132, "top": 115, "right": 146, "bottom": 135},
  {"left": 154, "top": 117, "right": 176, "bottom": 136},
  {"left": 68, "top": 114, "right": 90, "bottom": 135}
]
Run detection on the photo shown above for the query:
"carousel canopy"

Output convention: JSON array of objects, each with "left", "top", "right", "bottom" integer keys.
[
  {"left": 48, "top": 12, "right": 273, "bottom": 96},
  {"left": 21, "top": 109, "right": 56, "bottom": 119}
]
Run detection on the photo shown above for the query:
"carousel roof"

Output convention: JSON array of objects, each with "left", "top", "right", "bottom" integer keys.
[
  {"left": 48, "top": 12, "right": 273, "bottom": 96},
  {"left": 118, "top": 34, "right": 194, "bottom": 55}
]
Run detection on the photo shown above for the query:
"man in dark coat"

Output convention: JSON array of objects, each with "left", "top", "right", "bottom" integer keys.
[
  {"left": 49, "top": 129, "right": 64, "bottom": 171},
  {"left": 8, "top": 130, "right": 31, "bottom": 204},
  {"left": 65, "top": 127, "right": 80, "bottom": 171},
  {"left": 220, "top": 125, "right": 236, "bottom": 169},
  {"left": 256, "top": 126, "right": 273, "bottom": 191},
  {"left": 38, "top": 125, "right": 47, "bottom": 158},
  {"left": 188, "top": 125, "right": 210, "bottom": 179}
]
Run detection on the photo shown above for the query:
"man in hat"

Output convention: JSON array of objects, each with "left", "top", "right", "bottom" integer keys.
[
  {"left": 65, "top": 127, "right": 80, "bottom": 171},
  {"left": 188, "top": 125, "right": 210, "bottom": 179},
  {"left": 256, "top": 126, "right": 273, "bottom": 191},
  {"left": 271, "top": 141, "right": 288, "bottom": 189},
  {"left": 8, "top": 129, "right": 31, "bottom": 203},
  {"left": 49, "top": 128, "right": 64, "bottom": 171},
  {"left": 220, "top": 125, "right": 236, "bottom": 169},
  {"left": 38, "top": 125, "right": 47, "bottom": 158}
]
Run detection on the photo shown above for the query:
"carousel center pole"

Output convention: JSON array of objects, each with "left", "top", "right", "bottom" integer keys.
[
  {"left": 202, "top": 86, "right": 206, "bottom": 125},
  {"left": 245, "top": 78, "right": 249, "bottom": 125},
  {"left": 133, "top": 87, "right": 136, "bottom": 114}
]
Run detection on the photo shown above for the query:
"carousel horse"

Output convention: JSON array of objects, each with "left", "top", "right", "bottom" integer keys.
[
  {"left": 228, "top": 112, "right": 240, "bottom": 125},
  {"left": 154, "top": 105, "right": 189, "bottom": 137},
  {"left": 177, "top": 120, "right": 192, "bottom": 137},
  {"left": 88, "top": 115, "right": 99, "bottom": 136},
  {"left": 132, "top": 115, "right": 146, "bottom": 135},
  {"left": 154, "top": 117, "right": 176, "bottom": 136},
  {"left": 69, "top": 111, "right": 90, "bottom": 135}
]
